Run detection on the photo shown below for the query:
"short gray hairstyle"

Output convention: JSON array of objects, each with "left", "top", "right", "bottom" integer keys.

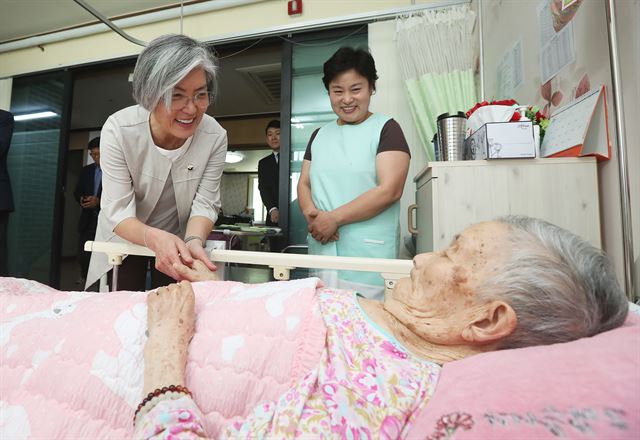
[
  {"left": 132, "top": 34, "right": 218, "bottom": 111},
  {"left": 477, "top": 215, "right": 628, "bottom": 350}
]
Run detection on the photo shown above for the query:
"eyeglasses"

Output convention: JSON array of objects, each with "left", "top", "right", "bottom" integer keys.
[{"left": 171, "top": 91, "right": 211, "bottom": 110}]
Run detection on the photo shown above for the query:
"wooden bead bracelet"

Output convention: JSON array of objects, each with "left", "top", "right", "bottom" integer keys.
[{"left": 133, "top": 384, "right": 192, "bottom": 425}]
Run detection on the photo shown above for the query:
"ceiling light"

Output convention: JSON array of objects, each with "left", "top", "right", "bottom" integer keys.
[
  {"left": 225, "top": 151, "right": 244, "bottom": 164},
  {"left": 14, "top": 111, "right": 58, "bottom": 121}
]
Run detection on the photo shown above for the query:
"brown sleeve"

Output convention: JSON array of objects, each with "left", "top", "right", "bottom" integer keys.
[
  {"left": 303, "top": 128, "right": 321, "bottom": 161},
  {"left": 377, "top": 119, "right": 411, "bottom": 157}
]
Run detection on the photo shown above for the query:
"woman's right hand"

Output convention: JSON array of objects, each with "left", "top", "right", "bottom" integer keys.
[{"left": 145, "top": 227, "right": 194, "bottom": 280}]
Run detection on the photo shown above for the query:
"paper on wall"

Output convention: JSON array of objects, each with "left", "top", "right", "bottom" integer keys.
[
  {"left": 497, "top": 38, "right": 524, "bottom": 99},
  {"left": 537, "top": 0, "right": 576, "bottom": 83}
]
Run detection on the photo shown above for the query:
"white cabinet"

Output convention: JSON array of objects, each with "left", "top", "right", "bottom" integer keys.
[{"left": 412, "top": 158, "right": 601, "bottom": 253}]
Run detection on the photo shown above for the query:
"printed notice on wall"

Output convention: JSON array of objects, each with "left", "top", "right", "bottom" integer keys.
[
  {"left": 537, "top": 0, "right": 575, "bottom": 83},
  {"left": 497, "top": 38, "right": 524, "bottom": 99}
]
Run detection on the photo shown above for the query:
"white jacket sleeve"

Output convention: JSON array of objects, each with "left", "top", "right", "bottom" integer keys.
[{"left": 99, "top": 116, "right": 137, "bottom": 232}]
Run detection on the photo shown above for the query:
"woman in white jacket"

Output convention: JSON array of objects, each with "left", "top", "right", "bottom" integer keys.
[{"left": 86, "top": 34, "right": 227, "bottom": 291}]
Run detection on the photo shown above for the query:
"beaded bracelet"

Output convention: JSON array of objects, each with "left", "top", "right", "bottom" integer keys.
[{"left": 133, "top": 384, "right": 192, "bottom": 426}]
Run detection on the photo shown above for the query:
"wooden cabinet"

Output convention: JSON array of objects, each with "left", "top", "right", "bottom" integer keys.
[{"left": 412, "top": 158, "right": 601, "bottom": 253}]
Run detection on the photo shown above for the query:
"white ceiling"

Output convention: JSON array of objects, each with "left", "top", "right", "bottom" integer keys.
[
  {"left": 3, "top": 0, "right": 284, "bottom": 139},
  {"left": 0, "top": 0, "right": 193, "bottom": 43}
]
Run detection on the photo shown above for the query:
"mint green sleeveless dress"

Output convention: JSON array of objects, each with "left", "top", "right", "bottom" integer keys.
[{"left": 308, "top": 113, "right": 400, "bottom": 298}]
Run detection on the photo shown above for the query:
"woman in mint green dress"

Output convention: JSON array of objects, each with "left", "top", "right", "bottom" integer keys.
[{"left": 297, "top": 47, "right": 411, "bottom": 299}]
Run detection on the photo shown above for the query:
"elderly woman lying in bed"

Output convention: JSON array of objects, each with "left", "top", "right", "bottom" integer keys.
[{"left": 135, "top": 215, "right": 628, "bottom": 439}]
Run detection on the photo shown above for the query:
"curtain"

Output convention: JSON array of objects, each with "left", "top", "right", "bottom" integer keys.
[{"left": 396, "top": 5, "right": 478, "bottom": 160}]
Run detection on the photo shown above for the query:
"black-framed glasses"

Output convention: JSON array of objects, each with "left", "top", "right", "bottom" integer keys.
[{"left": 171, "top": 91, "right": 211, "bottom": 110}]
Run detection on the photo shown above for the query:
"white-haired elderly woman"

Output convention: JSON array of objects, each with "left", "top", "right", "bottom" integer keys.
[
  {"left": 86, "top": 34, "right": 226, "bottom": 291},
  {"left": 133, "top": 216, "right": 628, "bottom": 438}
]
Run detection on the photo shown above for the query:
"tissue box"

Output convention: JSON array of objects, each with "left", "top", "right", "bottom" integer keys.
[{"left": 464, "top": 121, "right": 535, "bottom": 160}]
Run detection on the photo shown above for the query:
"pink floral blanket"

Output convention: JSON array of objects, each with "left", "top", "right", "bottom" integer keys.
[{"left": 0, "top": 277, "right": 326, "bottom": 439}]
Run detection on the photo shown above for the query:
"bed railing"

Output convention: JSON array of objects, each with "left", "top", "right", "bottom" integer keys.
[{"left": 85, "top": 241, "right": 412, "bottom": 295}]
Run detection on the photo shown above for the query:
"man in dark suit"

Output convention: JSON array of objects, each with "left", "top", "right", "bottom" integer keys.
[
  {"left": 0, "top": 110, "right": 15, "bottom": 276},
  {"left": 257, "top": 120, "right": 285, "bottom": 253},
  {"left": 74, "top": 137, "right": 102, "bottom": 283},
  {"left": 258, "top": 120, "right": 280, "bottom": 227}
]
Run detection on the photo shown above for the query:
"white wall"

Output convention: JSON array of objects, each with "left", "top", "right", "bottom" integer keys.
[
  {"left": 368, "top": 20, "right": 426, "bottom": 259},
  {"left": 480, "top": 0, "right": 638, "bottom": 297},
  {"left": 0, "top": 78, "right": 11, "bottom": 110}
]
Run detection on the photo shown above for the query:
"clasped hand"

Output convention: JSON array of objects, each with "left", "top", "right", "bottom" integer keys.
[
  {"left": 145, "top": 228, "right": 217, "bottom": 280},
  {"left": 306, "top": 209, "right": 340, "bottom": 244}
]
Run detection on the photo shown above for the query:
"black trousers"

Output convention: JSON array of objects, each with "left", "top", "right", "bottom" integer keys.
[
  {"left": 109, "top": 255, "right": 175, "bottom": 291},
  {"left": 0, "top": 211, "right": 9, "bottom": 276}
]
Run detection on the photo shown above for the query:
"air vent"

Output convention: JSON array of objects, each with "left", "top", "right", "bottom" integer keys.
[{"left": 235, "top": 63, "right": 281, "bottom": 104}]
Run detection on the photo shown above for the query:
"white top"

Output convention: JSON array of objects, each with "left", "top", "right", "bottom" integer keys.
[{"left": 150, "top": 137, "right": 193, "bottom": 234}]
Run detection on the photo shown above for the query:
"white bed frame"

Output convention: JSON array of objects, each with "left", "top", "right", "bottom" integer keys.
[{"left": 85, "top": 241, "right": 412, "bottom": 295}]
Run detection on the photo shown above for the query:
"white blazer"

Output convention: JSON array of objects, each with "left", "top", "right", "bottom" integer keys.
[{"left": 86, "top": 105, "right": 227, "bottom": 289}]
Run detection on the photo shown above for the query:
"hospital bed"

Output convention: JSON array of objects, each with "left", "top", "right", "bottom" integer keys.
[{"left": 1, "top": 245, "right": 638, "bottom": 439}]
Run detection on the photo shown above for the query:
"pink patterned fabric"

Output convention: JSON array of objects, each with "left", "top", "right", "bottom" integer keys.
[
  {"left": 0, "top": 277, "right": 325, "bottom": 439},
  {"left": 135, "top": 290, "right": 442, "bottom": 439}
]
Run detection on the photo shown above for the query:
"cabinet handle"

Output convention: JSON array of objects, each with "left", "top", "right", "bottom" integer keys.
[{"left": 408, "top": 204, "right": 418, "bottom": 235}]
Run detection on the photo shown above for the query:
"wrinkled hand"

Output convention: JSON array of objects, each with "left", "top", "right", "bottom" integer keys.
[
  {"left": 185, "top": 239, "right": 217, "bottom": 272},
  {"left": 269, "top": 208, "right": 279, "bottom": 224},
  {"left": 81, "top": 195, "right": 99, "bottom": 209},
  {"left": 307, "top": 209, "right": 340, "bottom": 244},
  {"left": 145, "top": 228, "right": 192, "bottom": 280},
  {"left": 172, "top": 259, "right": 220, "bottom": 282},
  {"left": 147, "top": 281, "right": 195, "bottom": 341},
  {"left": 144, "top": 281, "right": 195, "bottom": 395}
]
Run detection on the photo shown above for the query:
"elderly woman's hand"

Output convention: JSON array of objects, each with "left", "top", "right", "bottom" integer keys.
[
  {"left": 143, "top": 281, "right": 195, "bottom": 395},
  {"left": 185, "top": 239, "right": 218, "bottom": 273},
  {"left": 172, "top": 260, "right": 220, "bottom": 282}
]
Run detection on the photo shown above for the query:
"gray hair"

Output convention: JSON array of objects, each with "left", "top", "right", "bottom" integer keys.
[
  {"left": 132, "top": 34, "right": 218, "bottom": 111},
  {"left": 478, "top": 215, "right": 628, "bottom": 350}
]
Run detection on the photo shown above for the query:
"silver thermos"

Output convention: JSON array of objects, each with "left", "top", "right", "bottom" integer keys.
[{"left": 436, "top": 112, "right": 467, "bottom": 161}]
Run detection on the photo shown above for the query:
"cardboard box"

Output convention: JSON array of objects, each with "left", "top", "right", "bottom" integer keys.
[{"left": 464, "top": 121, "right": 535, "bottom": 159}]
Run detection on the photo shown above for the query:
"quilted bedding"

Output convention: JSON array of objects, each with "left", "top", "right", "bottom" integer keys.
[{"left": 0, "top": 277, "right": 327, "bottom": 439}]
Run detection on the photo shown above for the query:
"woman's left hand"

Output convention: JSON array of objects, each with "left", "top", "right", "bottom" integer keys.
[{"left": 185, "top": 239, "right": 217, "bottom": 273}]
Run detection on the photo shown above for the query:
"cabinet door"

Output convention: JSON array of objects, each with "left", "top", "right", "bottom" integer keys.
[
  {"left": 415, "top": 178, "right": 435, "bottom": 252},
  {"left": 430, "top": 160, "right": 601, "bottom": 250}
]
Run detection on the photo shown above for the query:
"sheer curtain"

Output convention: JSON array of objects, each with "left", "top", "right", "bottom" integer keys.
[{"left": 396, "top": 5, "right": 478, "bottom": 160}]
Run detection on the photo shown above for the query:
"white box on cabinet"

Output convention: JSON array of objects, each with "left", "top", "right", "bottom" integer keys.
[{"left": 464, "top": 121, "right": 536, "bottom": 159}]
